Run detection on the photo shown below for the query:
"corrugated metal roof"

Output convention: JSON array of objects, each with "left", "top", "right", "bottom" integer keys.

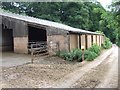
[{"left": 0, "top": 11, "right": 101, "bottom": 35}]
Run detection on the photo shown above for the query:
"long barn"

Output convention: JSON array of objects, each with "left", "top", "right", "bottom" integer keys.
[{"left": 0, "top": 12, "right": 104, "bottom": 54}]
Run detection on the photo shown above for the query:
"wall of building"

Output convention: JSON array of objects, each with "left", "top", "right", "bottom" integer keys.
[
  {"left": 47, "top": 27, "right": 69, "bottom": 54},
  {"left": 14, "top": 37, "right": 28, "bottom": 54},
  {"left": 97, "top": 35, "right": 100, "bottom": 46},
  {"left": 0, "top": 26, "right": 2, "bottom": 51},
  {"left": 2, "top": 16, "right": 28, "bottom": 53},
  {"left": 0, "top": 16, "right": 2, "bottom": 51},
  {"left": 46, "top": 27, "right": 68, "bottom": 36},
  {"left": 93, "top": 35, "right": 97, "bottom": 44},
  {"left": 87, "top": 35, "right": 92, "bottom": 48},
  {"left": 99, "top": 35, "right": 101, "bottom": 46},
  {"left": 1, "top": 15, "right": 105, "bottom": 54},
  {"left": 2, "top": 16, "right": 28, "bottom": 37},
  {"left": 47, "top": 35, "right": 69, "bottom": 52},
  {"left": 101, "top": 35, "right": 104, "bottom": 44},
  {"left": 80, "top": 35, "right": 86, "bottom": 49},
  {"left": 70, "top": 34, "right": 78, "bottom": 50}
]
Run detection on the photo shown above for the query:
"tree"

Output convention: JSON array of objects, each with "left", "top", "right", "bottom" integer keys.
[
  {"left": 110, "top": 1, "right": 120, "bottom": 46},
  {"left": 1, "top": 2, "right": 119, "bottom": 46}
]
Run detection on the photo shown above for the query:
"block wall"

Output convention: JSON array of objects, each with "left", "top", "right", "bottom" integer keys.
[{"left": 14, "top": 37, "right": 28, "bottom": 54}]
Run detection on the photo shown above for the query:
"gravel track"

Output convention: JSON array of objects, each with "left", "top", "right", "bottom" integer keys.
[
  {"left": 1, "top": 56, "right": 86, "bottom": 88},
  {"left": 52, "top": 47, "right": 113, "bottom": 88},
  {"left": 71, "top": 46, "right": 118, "bottom": 88},
  {"left": 1, "top": 46, "right": 118, "bottom": 88}
]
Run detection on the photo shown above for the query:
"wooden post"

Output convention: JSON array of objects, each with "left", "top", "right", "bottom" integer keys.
[
  {"left": 81, "top": 46, "right": 85, "bottom": 62},
  {"left": 31, "top": 44, "right": 34, "bottom": 63},
  {"left": 82, "top": 49, "right": 84, "bottom": 62},
  {"left": 57, "top": 41, "right": 60, "bottom": 52}
]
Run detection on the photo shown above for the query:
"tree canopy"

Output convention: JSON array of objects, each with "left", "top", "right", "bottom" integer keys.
[{"left": 1, "top": 1, "right": 120, "bottom": 46}]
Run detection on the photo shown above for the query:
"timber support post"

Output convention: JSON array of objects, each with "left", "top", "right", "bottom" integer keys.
[
  {"left": 81, "top": 46, "right": 85, "bottom": 62},
  {"left": 31, "top": 44, "right": 34, "bottom": 63}
]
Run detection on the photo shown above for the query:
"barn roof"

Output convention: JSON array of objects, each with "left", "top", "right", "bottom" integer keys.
[{"left": 0, "top": 11, "right": 101, "bottom": 35}]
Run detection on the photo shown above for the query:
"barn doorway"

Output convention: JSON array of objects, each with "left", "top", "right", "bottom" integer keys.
[
  {"left": 28, "top": 26, "right": 47, "bottom": 43},
  {"left": 2, "top": 26, "right": 14, "bottom": 52},
  {"left": 28, "top": 25, "right": 47, "bottom": 54}
]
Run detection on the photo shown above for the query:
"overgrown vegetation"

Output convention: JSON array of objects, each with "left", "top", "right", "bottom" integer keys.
[
  {"left": 102, "top": 37, "right": 112, "bottom": 49},
  {"left": 56, "top": 44, "right": 101, "bottom": 62},
  {"left": 56, "top": 49, "right": 82, "bottom": 61},
  {"left": 56, "top": 39, "right": 113, "bottom": 62},
  {"left": 88, "top": 44, "right": 101, "bottom": 55},
  {"left": 84, "top": 44, "right": 101, "bottom": 61},
  {"left": 84, "top": 50, "right": 98, "bottom": 61},
  {"left": 96, "top": 31, "right": 112, "bottom": 49}
]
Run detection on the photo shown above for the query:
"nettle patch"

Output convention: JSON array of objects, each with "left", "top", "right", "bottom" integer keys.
[{"left": 56, "top": 44, "right": 102, "bottom": 62}]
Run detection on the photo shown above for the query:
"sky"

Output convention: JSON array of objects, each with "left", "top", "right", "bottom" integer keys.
[{"left": 97, "top": 0, "right": 112, "bottom": 9}]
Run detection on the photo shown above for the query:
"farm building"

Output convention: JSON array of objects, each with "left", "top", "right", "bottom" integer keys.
[{"left": 0, "top": 12, "right": 104, "bottom": 54}]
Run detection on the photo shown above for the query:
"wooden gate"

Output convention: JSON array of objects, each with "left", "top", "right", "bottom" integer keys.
[{"left": 28, "top": 41, "right": 59, "bottom": 63}]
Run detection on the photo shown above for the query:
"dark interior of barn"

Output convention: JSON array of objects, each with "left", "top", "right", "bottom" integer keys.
[
  {"left": 28, "top": 26, "right": 47, "bottom": 54},
  {"left": 79, "top": 35, "right": 81, "bottom": 49},
  {"left": 2, "top": 25, "right": 14, "bottom": 51},
  {"left": 28, "top": 26, "right": 47, "bottom": 42}
]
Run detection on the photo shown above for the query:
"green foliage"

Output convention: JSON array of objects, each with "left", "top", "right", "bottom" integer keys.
[
  {"left": 84, "top": 50, "right": 98, "bottom": 61},
  {"left": 116, "top": 28, "right": 120, "bottom": 47},
  {"left": 84, "top": 44, "right": 100, "bottom": 61},
  {"left": 102, "top": 37, "right": 112, "bottom": 49},
  {"left": 1, "top": 2, "right": 104, "bottom": 31},
  {"left": 88, "top": 44, "right": 101, "bottom": 55},
  {"left": 56, "top": 44, "right": 101, "bottom": 62},
  {"left": 99, "top": 10, "right": 118, "bottom": 44},
  {"left": 111, "top": 1, "right": 120, "bottom": 47},
  {"left": 95, "top": 31, "right": 104, "bottom": 35},
  {"left": 71, "top": 49, "right": 82, "bottom": 62},
  {"left": 56, "top": 50, "right": 67, "bottom": 59},
  {"left": 56, "top": 49, "right": 82, "bottom": 61},
  {"left": 56, "top": 50, "right": 74, "bottom": 61}
]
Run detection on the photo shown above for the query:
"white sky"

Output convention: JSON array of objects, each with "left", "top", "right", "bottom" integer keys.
[{"left": 97, "top": 0, "right": 112, "bottom": 9}]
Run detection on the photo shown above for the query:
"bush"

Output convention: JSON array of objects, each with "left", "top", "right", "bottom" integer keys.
[
  {"left": 56, "top": 44, "right": 101, "bottom": 62},
  {"left": 84, "top": 44, "right": 101, "bottom": 61},
  {"left": 56, "top": 49, "right": 82, "bottom": 61},
  {"left": 84, "top": 50, "right": 97, "bottom": 61},
  {"left": 71, "top": 49, "right": 82, "bottom": 61},
  {"left": 59, "top": 51, "right": 68, "bottom": 59},
  {"left": 102, "top": 37, "right": 112, "bottom": 49},
  {"left": 116, "top": 42, "right": 120, "bottom": 47},
  {"left": 88, "top": 44, "right": 101, "bottom": 55},
  {"left": 56, "top": 50, "right": 74, "bottom": 61},
  {"left": 63, "top": 52, "right": 75, "bottom": 61}
]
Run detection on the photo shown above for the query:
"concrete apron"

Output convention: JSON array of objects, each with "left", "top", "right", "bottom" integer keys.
[{"left": 1, "top": 52, "right": 31, "bottom": 67}]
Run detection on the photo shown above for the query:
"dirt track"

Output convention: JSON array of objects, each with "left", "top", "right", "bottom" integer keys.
[
  {"left": 72, "top": 46, "right": 118, "bottom": 88},
  {"left": 1, "top": 56, "right": 87, "bottom": 88},
  {"left": 1, "top": 45, "right": 118, "bottom": 88},
  {"left": 96, "top": 46, "right": 118, "bottom": 88}
]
